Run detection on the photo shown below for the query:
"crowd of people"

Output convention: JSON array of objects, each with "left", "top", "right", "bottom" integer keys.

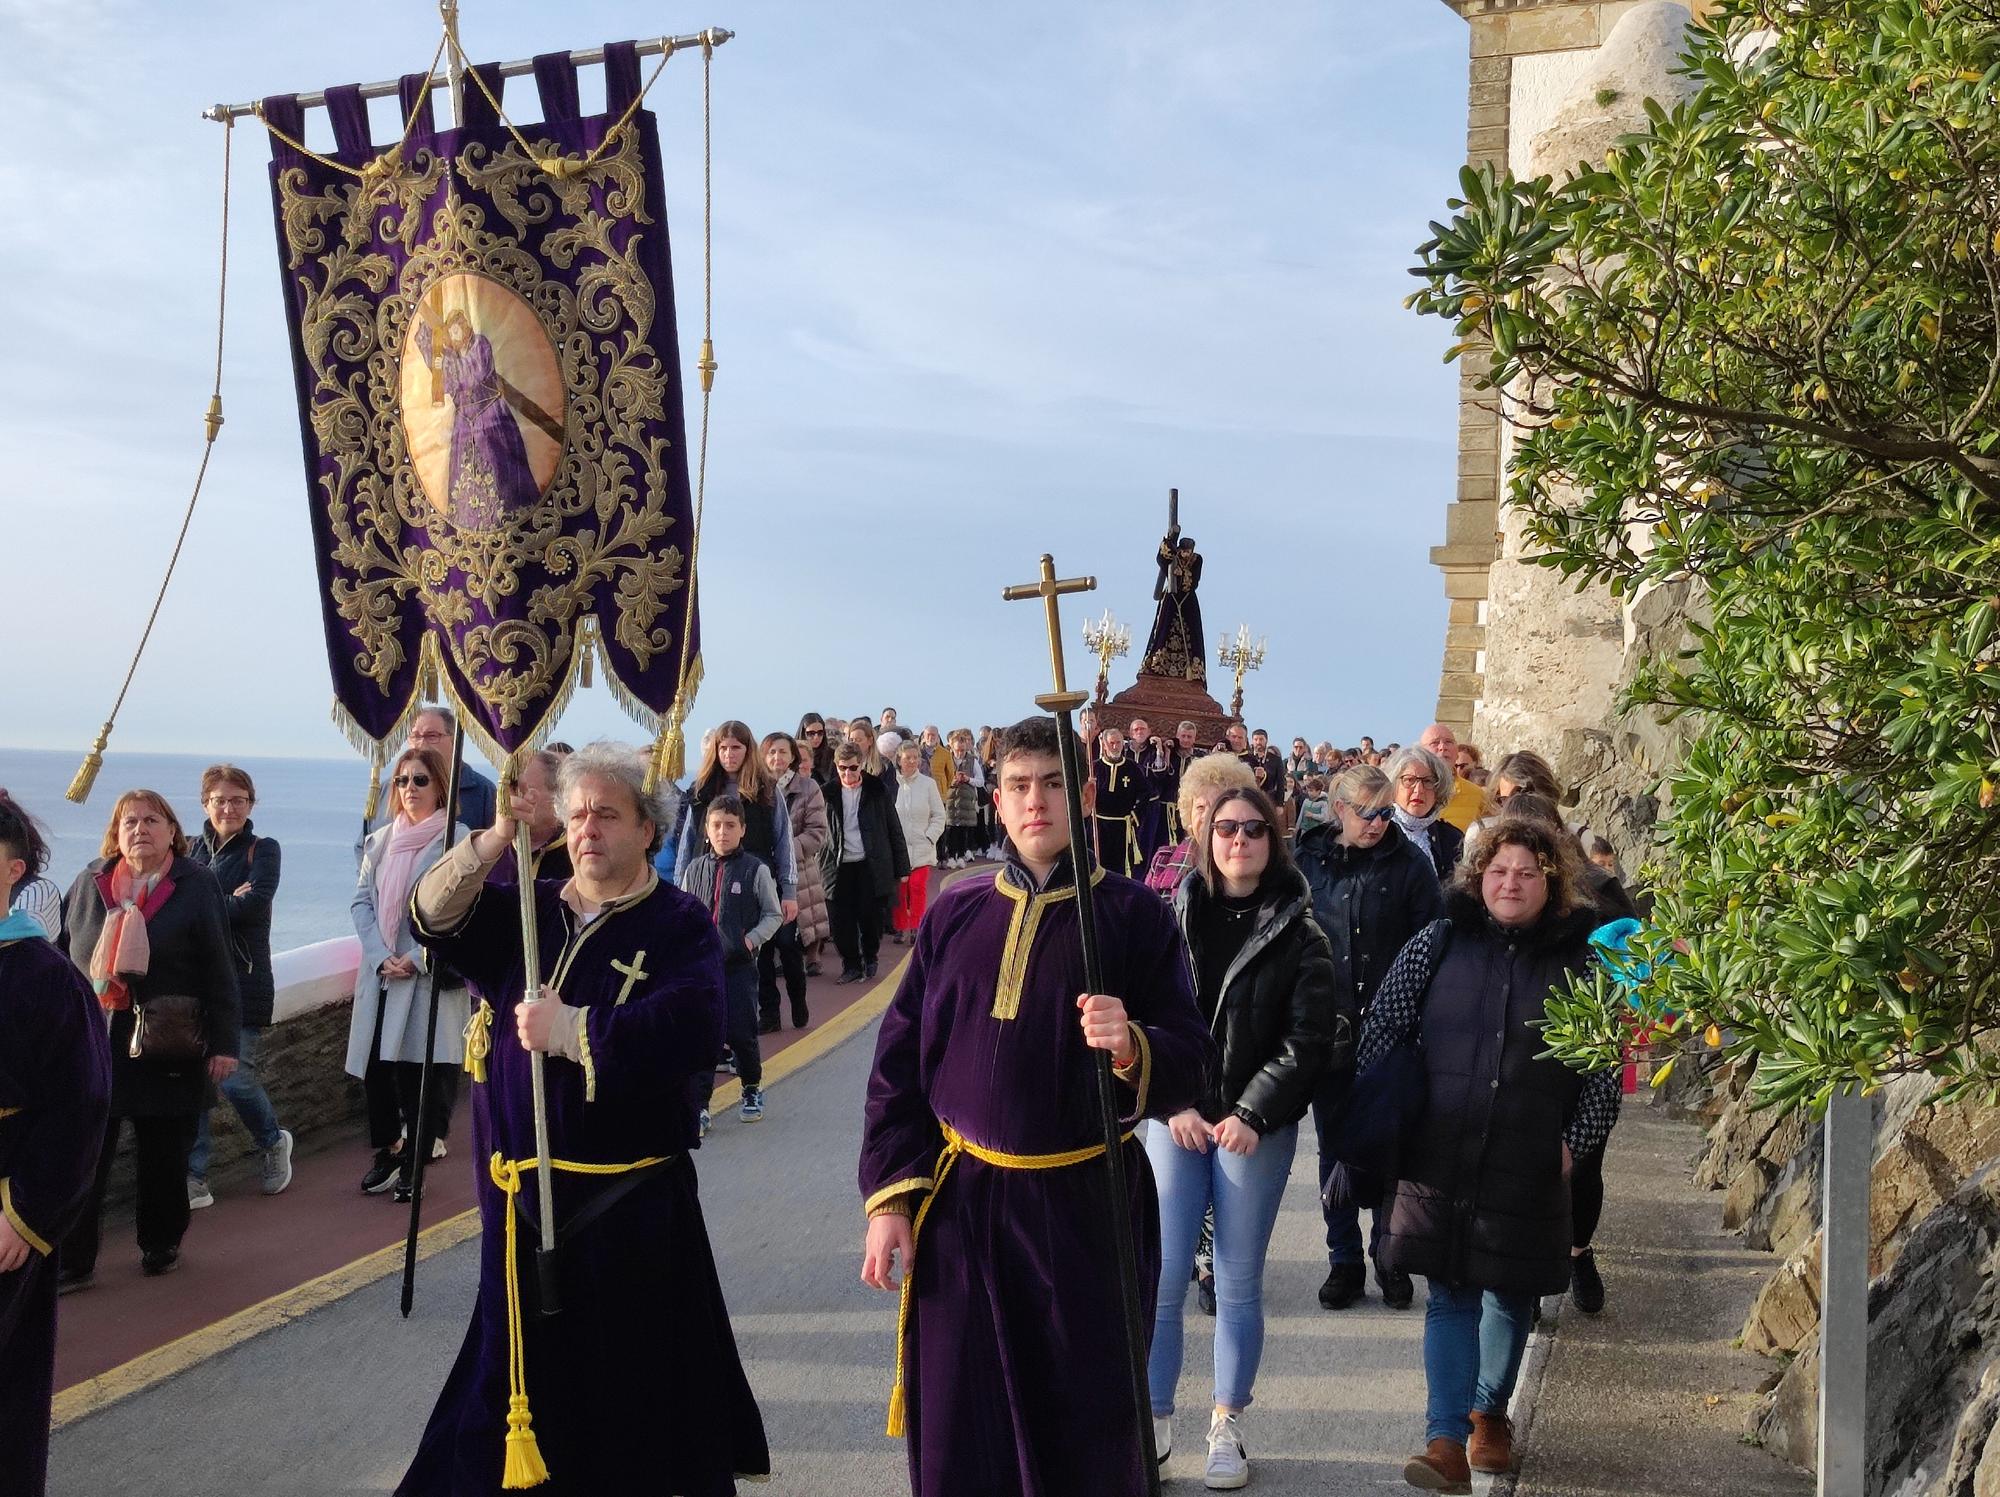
[{"left": 0, "top": 700, "right": 1640, "bottom": 1497}]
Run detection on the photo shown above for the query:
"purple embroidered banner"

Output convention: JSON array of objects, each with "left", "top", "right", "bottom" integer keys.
[{"left": 263, "top": 42, "right": 699, "bottom": 765}]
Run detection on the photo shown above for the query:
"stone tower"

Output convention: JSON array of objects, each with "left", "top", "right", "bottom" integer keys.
[{"left": 1429, "top": 1, "right": 1712, "bottom": 745}]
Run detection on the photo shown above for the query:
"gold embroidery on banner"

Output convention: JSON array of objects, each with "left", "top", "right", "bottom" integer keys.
[{"left": 272, "top": 127, "right": 687, "bottom": 749}]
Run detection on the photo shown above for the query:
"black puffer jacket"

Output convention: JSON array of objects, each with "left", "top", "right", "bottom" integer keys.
[
  {"left": 826, "top": 771, "right": 911, "bottom": 899},
  {"left": 189, "top": 821, "right": 280, "bottom": 1028},
  {"left": 1172, "top": 866, "right": 1345, "bottom": 1131},
  {"left": 1294, "top": 823, "right": 1443, "bottom": 1013},
  {"left": 1377, "top": 890, "right": 1599, "bottom": 1296}
]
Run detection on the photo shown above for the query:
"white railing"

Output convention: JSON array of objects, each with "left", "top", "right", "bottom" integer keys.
[{"left": 270, "top": 937, "right": 361, "bottom": 1023}]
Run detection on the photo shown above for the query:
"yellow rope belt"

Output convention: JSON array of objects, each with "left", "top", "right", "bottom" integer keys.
[
  {"left": 488, "top": 1151, "right": 673, "bottom": 1489},
  {"left": 886, "top": 1120, "right": 1135, "bottom": 1438},
  {"left": 1092, "top": 809, "right": 1144, "bottom": 874}
]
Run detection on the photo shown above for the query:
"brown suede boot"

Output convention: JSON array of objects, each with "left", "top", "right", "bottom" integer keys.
[
  {"left": 1402, "top": 1437, "right": 1472, "bottom": 1493},
  {"left": 1468, "top": 1410, "right": 1515, "bottom": 1474}
]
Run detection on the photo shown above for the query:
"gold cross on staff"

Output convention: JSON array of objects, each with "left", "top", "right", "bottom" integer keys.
[
  {"left": 611, "top": 950, "right": 649, "bottom": 1007},
  {"left": 1001, "top": 554, "right": 1097, "bottom": 713}
]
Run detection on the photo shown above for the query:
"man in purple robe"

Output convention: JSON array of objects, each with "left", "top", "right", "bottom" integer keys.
[
  {"left": 403, "top": 741, "right": 767, "bottom": 1496},
  {"left": 859, "top": 715, "right": 1216, "bottom": 1497},
  {"left": 419, "top": 310, "right": 542, "bottom": 530},
  {"left": 0, "top": 795, "right": 111, "bottom": 1497}
]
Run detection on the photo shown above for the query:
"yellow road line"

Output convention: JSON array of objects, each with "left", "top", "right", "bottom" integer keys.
[
  {"left": 52, "top": 1210, "right": 482, "bottom": 1429},
  {"left": 53, "top": 955, "right": 908, "bottom": 1430}
]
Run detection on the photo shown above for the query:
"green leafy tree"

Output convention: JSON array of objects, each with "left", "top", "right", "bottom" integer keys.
[{"left": 1407, "top": 0, "right": 2000, "bottom": 1112}]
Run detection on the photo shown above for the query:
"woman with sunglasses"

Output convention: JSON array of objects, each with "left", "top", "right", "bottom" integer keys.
[
  {"left": 798, "top": 713, "right": 833, "bottom": 789},
  {"left": 1152, "top": 786, "right": 1341, "bottom": 1487},
  {"left": 345, "top": 746, "right": 469, "bottom": 1199},
  {"left": 1295, "top": 763, "right": 1442, "bottom": 1312}
]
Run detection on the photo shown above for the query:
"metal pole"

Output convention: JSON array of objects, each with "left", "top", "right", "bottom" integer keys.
[
  {"left": 399, "top": 721, "right": 464, "bottom": 1316},
  {"left": 516, "top": 815, "right": 562, "bottom": 1314},
  {"left": 201, "top": 29, "right": 735, "bottom": 122},
  {"left": 440, "top": 0, "right": 464, "bottom": 125},
  {"left": 1051, "top": 709, "right": 1162, "bottom": 1497},
  {"left": 1817, "top": 1084, "right": 1869, "bottom": 1496}
]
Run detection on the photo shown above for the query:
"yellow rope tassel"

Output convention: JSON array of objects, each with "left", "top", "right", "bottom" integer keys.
[
  {"left": 419, "top": 655, "right": 440, "bottom": 704},
  {"left": 886, "top": 1383, "right": 907, "bottom": 1440},
  {"left": 362, "top": 756, "right": 383, "bottom": 822},
  {"left": 66, "top": 722, "right": 112, "bottom": 805},
  {"left": 579, "top": 641, "right": 593, "bottom": 690},
  {"left": 462, "top": 999, "right": 492, "bottom": 1084},
  {"left": 502, "top": 1394, "right": 550, "bottom": 1490},
  {"left": 698, "top": 337, "right": 717, "bottom": 394}
]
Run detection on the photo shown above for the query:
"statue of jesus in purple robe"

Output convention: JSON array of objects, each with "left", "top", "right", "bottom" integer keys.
[
  {"left": 1142, "top": 532, "right": 1206, "bottom": 684},
  {"left": 419, "top": 311, "right": 541, "bottom": 531},
  {"left": 859, "top": 715, "right": 1215, "bottom": 1497}
]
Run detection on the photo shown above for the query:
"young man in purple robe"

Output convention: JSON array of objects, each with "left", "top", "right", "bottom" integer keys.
[
  {"left": 0, "top": 793, "right": 112, "bottom": 1497},
  {"left": 403, "top": 741, "right": 768, "bottom": 1496},
  {"left": 859, "top": 715, "right": 1216, "bottom": 1497}
]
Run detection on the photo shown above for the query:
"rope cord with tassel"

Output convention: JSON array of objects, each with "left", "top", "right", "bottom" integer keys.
[
  {"left": 69, "top": 118, "right": 235, "bottom": 804},
  {"left": 647, "top": 34, "right": 718, "bottom": 793}
]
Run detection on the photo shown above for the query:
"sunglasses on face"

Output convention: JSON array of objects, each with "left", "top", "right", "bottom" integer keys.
[
  {"left": 837, "top": 765, "right": 862, "bottom": 775},
  {"left": 394, "top": 773, "right": 432, "bottom": 789},
  {"left": 1350, "top": 805, "right": 1394, "bottom": 823},
  {"left": 1212, "top": 818, "right": 1270, "bottom": 841},
  {"left": 805, "top": 728, "right": 824, "bottom": 737}
]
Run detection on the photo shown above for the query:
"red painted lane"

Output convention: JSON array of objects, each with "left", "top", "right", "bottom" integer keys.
[{"left": 52, "top": 954, "right": 907, "bottom": 1392}]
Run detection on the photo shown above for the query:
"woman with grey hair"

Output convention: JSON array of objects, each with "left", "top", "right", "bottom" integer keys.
[{"left": 1385, "top": 745, "right": 1464, "bottom": 881}]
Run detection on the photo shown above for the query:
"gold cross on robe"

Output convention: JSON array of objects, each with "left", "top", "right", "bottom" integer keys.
[{"left": 612, "top": 950, "right": 649, "bottom": 1006}]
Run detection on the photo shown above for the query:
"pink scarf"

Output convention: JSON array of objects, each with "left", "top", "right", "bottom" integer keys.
[
  {"left": 374, "top": 812, "right": 445, "bottom": 953},
  {"left": 89, "top": 860, "right": 173, "bottom": 1011}
]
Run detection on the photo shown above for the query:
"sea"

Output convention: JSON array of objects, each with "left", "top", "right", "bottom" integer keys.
[{"left": 1, "top": 748, "right": 387, "bottom": 954}]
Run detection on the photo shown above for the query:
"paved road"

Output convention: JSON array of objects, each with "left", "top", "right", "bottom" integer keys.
[{"left": 50, "top": 1005, "right": 1438, "bottom": 1495}]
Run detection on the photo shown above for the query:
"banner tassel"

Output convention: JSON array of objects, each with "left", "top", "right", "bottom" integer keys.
[
  {"left": 66, "top": 722, "right": 112, "bottom": 805},
  {"left": 362, "top": 752, "right": 384, "bottom": 822},
  {"left": 580, "top": 641, "right": 593, "bottom": 690}
]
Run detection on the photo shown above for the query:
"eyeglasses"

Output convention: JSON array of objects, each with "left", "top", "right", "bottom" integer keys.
[
  {"left": 394, "top": 773, "right": 432, "bottom": 789},
  {"left": 1396, "top": 775, "right": 1437, "bottom": 790},
  {"left": 1212, "top": 818, "right": 1270, "bottom": 841},
  {"left": 804, "top": 728, "right": 824, "bottom": 738},
  {"left": 1349, "top": 805, "right": 1394, "bottom": 823},
  {"left": 206, "top": 794, "right": 251, "bottom": 808}
]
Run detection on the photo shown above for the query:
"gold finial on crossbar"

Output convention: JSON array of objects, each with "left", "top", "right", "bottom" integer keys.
[{"left": 1001, "top": 554, "right": 1096, "bottom": 713}]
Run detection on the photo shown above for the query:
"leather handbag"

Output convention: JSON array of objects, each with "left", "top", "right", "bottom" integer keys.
[{"left": 129, "top": 993, "right": 208, "bottom": 1061}]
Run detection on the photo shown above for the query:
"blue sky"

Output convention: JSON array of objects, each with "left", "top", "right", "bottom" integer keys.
[{"left": 1, "top": 1, "right": 1469, "bottom": 770}]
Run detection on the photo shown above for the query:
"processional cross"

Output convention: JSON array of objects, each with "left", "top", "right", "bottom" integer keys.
[{"left": 999, "top": 552, "right": 1163, "bottom": 1495}]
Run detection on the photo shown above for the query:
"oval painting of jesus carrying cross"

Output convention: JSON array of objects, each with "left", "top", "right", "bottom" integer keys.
[{"left": 398, "top": 272, "right": 566, "bottom": 531}]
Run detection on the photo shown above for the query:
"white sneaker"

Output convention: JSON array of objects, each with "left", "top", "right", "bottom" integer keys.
[
  {"left": 260, "top": 1129, "right": 295, "bottom": 1195},
  {"left": 1205, "top": 1410, "right": 1248, "bottom": 1489},
  {"left": 1154, "top": 1416, "right": 1172, "bottom": 1466},
  {"left": 187, "top": 1176, "right": 214, "bottom": 1210}
]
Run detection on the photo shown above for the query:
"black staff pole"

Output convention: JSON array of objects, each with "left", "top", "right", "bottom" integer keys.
[
  {"left": 1001, "top": 554, "right": 1161, "bottom": 1495},
  {"left": 400, "top": 719, "right": 466, "bottom": 1317}
]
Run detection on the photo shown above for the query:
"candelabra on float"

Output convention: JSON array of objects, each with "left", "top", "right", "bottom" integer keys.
[
  {"left": 1218, "top": 624, "right": 1266, "bottom": 721},
  {"left": 1082, "top": 609, "right": 1131, "bottom": 710}
]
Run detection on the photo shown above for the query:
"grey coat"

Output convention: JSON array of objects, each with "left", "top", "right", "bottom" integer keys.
[{"left": 344, "top": 821, "right": 469, "bottom": 1076}]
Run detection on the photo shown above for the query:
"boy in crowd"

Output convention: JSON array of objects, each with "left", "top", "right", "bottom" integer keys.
[{"left": 679, "top": 794, "right": 783, "bottom": 1128}]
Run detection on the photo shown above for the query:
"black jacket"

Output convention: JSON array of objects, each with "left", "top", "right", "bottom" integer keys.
[
  {"left": 63, "top": 856, "right": 241, "bottom": 1117},
  {"left": 189, "top": 821, "right": 280, "bottom": 1028},
  {"left": 827, "top": 772, "right": 911, "bottom": 898},
  {"left": 1173, "top": 867, "right": 1345, "bottom": 1131},
  {"left": 1380, "top": 891, "right": 1598, "bottom": 1296},
  {"left": 1420, "top": 819, "right": 1464, "bottom": 882},
  {"left": 1295, "top": 823, "right": 1443, "bottom": 1013}
]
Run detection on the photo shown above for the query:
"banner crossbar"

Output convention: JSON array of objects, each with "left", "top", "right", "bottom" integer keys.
[{"left": 201, "top": 28, "right": 733, "bottom": 122}]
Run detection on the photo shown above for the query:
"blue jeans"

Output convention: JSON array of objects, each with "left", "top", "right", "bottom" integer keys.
[
  {"left": 1145, "top": 1118, "right": 1299, "bottom": 1415},
  {"left": 188, "top": 1025, "right": 283, "bottom": 1181},
  {"left": 1421, "top": 1279, "right": 1536, "bottom": 1443}
]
